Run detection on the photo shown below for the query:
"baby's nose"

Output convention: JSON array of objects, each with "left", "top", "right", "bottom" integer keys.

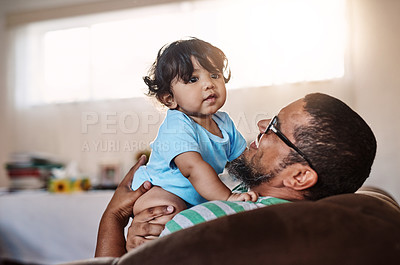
[{"left": 202, "top": 77, "right": 215, "bottom": 90}]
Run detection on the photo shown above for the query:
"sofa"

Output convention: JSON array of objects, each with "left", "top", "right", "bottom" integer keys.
[{"left": 64, "top": 186, "right": 400, "bottom": 265}]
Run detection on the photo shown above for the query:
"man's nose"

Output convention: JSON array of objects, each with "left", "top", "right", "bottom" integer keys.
[{"left": 257, "top": 119, "right": 271, "bottom": 132}]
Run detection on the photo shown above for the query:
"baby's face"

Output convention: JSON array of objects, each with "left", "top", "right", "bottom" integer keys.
[{"left": 169, "top": 57, "right": 226, "bottom": 119}]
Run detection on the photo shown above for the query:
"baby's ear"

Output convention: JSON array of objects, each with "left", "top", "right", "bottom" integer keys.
[{"left": 159, "top": 93, "right": 178, "bottom": 109}]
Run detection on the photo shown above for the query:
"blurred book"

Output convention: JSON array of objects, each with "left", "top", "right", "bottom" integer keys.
[{"left": 5, "top": 152, "right": 64, "bottom": 190}]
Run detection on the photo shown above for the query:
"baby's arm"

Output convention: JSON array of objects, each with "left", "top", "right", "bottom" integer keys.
[{"left": 174, "top": 151, "right": 257, "bottom": 202}]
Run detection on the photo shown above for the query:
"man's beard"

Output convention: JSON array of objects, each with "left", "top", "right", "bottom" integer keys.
[{"left": 227, "top": 155, "right": 277, "bottom": 189}]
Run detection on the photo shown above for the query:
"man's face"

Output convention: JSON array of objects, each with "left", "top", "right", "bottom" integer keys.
[{"left": 228, "top": 99, "right": 311, "bottom": 188}]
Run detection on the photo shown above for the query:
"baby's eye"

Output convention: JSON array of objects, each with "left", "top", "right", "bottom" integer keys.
[
  {"left": 188, "top": 76, "right": 199, "bottom": 83},
  {"left": 211, "top": 73, "right": 220, "bottom": 79}
]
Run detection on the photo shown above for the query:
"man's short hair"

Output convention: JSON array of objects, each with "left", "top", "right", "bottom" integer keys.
[{"left": 288, "top": 93, "right": 377, "bottom": 200}]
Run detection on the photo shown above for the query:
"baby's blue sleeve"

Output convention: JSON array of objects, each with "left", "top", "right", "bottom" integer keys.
[{"left": 152, "top": 111, "right": 201, "bottom": 169}]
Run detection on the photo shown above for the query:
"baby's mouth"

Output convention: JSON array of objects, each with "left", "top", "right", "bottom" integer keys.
[{"left": 204, "top": 94, "right": 217, "bottom": 102}]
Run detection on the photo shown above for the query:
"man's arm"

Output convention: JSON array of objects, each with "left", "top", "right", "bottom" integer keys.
[
  {"left": 95, "top": 156, "right": 175, "bottom": 257},
  {"left": 95, "top": 155, "right": 149, "bottom": 257}
]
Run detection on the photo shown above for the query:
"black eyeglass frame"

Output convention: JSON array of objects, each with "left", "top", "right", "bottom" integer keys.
[{"left": 257, "top": 116, "right": 316, "bottom": 172}]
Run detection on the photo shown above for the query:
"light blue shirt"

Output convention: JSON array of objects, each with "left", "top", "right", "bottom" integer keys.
[{"left": 131, "top": 109, "right": 247, "bottom": 206}]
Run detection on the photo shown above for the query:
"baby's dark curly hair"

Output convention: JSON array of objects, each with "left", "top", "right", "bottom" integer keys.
[{"left": 143, "top": 37, "right": 231, "bottom": 105}]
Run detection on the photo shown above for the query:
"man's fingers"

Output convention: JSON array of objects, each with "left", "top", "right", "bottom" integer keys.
[
  {"left": 135, "top": 205, "right": 175, "bottom": 222},
  {"left": 135, "top": 181, "right": 152, "bottom": 194},
  {"left": 126, "top": 221, "right": 165, "bottom": 250},
  {"left": 129, "top": 181, "right": 152, "bottom": 202},
  {"left": 132, "top": 222, "right": 165, "bottom": 237},
  {"left": 127, "top": 237, "right": 152, "bottom": 251},
  {"left": 120, "top": 155, "right": 147, "bottom": 186}
]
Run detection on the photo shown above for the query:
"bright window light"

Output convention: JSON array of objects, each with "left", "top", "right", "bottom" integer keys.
[
  {"left": 14, "top": 0, "right": 346, "bottom": 105},
  {"left": 44, "top": 27, "right": 91, "bottom": 102}
]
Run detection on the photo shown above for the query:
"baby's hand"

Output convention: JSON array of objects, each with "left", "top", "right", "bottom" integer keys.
[{"left": 227, "top": 191, "right": 258, "bottom": 202}]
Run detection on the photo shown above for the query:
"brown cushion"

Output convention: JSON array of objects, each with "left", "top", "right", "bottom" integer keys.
[{"left": 123, "top": 190, "right": 400, "bottom": 265}]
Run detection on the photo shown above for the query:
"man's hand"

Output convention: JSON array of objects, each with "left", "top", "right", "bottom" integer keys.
[{"left": 126, "top": 205, "right": 175, "bottom": 250}]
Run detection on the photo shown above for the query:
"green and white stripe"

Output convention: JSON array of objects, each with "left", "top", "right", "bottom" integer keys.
[{"left": 161, "top": 197, "right": 290, "bottom": 236}]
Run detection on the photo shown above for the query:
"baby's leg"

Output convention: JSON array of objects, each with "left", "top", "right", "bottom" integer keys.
[{"left": 133, "top": 186, "right": 187, "bottom": 225}]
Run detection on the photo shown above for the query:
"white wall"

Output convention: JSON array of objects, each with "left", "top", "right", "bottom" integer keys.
[
  {"left": 0, "top": 0, "right": 399, "bottom": 201},
  {"left": 0, "top": 2, "right": 9, "bottom": 187},
  {"left": 350, "top": 0, "right": 400, "bottom": 200}
]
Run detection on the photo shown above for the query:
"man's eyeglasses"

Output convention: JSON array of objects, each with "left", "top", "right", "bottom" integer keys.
[{"left": 256, "top": 116, "right": 316, "bottom": 171}]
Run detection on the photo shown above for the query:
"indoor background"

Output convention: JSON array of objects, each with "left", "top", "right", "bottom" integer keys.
[{"left": 0, "top": 0, "right": 399, "bottom": 262}]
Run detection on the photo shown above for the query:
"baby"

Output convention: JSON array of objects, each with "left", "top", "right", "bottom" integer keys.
[{"left": 132, "top": 38, "right": 257, "bottom": 217}]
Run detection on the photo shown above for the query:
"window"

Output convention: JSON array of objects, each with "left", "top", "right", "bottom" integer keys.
[{"left": 11, "top": 0, "right": 346, "bottom": 105}]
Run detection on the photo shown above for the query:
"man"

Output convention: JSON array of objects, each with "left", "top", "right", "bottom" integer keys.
[{"left": 95, "top": 93, "right": 377, "bottom": 257}]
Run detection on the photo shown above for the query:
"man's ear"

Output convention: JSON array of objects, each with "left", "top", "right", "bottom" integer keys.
[
  {"left": 159, "top": 93, "right": 178, "bottom": 109},
  {"left": 282, "top": 164, "right": 318, "bottom": 191}
]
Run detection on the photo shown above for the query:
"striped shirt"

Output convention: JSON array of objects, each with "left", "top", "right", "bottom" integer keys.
[{"left": 160, "top": 197, "right": 290, "bottom": 237}]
